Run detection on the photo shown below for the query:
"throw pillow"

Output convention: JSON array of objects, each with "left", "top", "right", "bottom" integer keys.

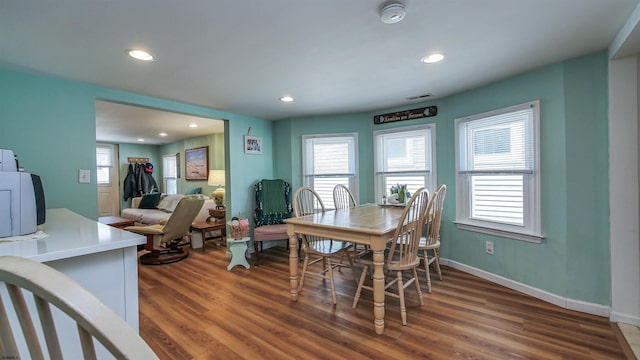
[
  {"left": 184, "top": 187, "right": 202, "bottom": 195},
  {"left": 138, "top": 193, "right": 161, "bottom": 209},
  {"left": 157, "top": 194, "right": 185, "bottom": 212}
]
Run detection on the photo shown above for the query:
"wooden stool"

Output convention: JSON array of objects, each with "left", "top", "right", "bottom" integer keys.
[{"left": 227, "top": 237, "right": 251, "bottom": 271}]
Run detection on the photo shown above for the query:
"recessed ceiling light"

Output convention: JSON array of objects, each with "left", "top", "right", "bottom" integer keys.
[
  {"left": 126, "top": 49, "right": 154, "bottom": 61},
  {"left": 137, "top": 138, "right": 145, "bottom": 142},
  {"left": 159, "top": 132, "right": 167, "bottom": 137},
  {"left": 280, "top": 96, "right": 294, "bottom": 102},
  {"left": 189, "top": 123, "right": 198, "bottom": 128},
  {"left": 421, "top": 53, "right": 445, "bottom": 64}
]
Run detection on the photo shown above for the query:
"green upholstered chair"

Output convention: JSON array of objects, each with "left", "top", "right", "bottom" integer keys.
[
  {"left": 253, "top": 179, "right": 293, "bottom": 266},
  {"left": 126, "top": 196, "right": 204, "bottom": 265}
]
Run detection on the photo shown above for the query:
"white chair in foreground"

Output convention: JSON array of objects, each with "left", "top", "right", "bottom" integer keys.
[{"left": 0, "top": 256, "right": 158, "bottom": 360}]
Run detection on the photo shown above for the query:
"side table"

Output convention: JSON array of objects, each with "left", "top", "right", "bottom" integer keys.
[
  {"left": 227, "top": 237, "right": 251, "bottom": 271},
  {"left": 190, "top": 221, "right": 226, "bottom": 253},
  {"left": 98, "top": 216, "right": 135, "bottom": 229}
]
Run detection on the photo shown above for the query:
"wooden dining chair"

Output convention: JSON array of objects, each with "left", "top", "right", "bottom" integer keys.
[
  {"left": 293, "top": 186, "right": 355, "bottom": 305},
  {"left": 0, "top": 256, "right": 158, "bottom": 360},
  {"left": 332, "top": 184, "right": 357, "bottom": 210},
  {"left": 332, "top": 184, "right": 368, "bottom": 262},
  {"left": 419, "top": 184, "right": 447, "bottom": 293},
  {"left": 352, "top": 188, "right": 429, "bottom": 325}
]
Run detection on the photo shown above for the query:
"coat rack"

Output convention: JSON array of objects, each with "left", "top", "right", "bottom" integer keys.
[{"left": 127, "top": 157, "right": 149, "bottom": 163}]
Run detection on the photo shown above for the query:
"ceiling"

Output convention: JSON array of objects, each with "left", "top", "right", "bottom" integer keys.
[
  {"left": 95, "top": 101, "right": 224, "bottom": 145},
  {"left": 2, "top": 1, "right": 640, "bottom": 144}
]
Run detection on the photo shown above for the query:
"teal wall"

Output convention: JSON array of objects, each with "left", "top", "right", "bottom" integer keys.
[
  {"left": 0, "top": 51, "right": 610, "bottom": 305},
  {"left": 562, "top": 54, "right": 609, "bottom": 302},
  {"left": 274, "top": 112, "right": 432, "bottom": 203},
  {"left": 0, "top": 68, "right": 272, "bottom": 223},
  {"left": 274, "top": 52, "right": 610, "bottom": 305}
]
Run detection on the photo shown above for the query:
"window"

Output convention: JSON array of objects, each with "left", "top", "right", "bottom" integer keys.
[
  {"left": 96, "top": 145, "right": 113, "bottom": 185},
  {"left": 455, "top": 101, "right": 541, "bottom": 242},
  {"left": 374, "top": 124, "right": 437, "bottom": 202},
  {"left": 163, "top": 154, "right": 178, "bottom": 195},
  {"left": 302, "top": 133, "right": 358, "bottom": 209}
]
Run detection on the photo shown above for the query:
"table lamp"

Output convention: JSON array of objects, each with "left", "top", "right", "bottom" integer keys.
[{"left": 208, "top": 170, "right": 225, "bottom": 206}]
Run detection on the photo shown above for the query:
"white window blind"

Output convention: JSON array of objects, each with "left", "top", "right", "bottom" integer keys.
[
  {"left": 163, "top": 154, "right": 178, "bottom": 195},
  {"left": 96, "top": 145, "right": 113, "bottom": 185},
  {"left": 302, "top": 134, "right": 358, "bottom": 209},
  {"left": 455, "top": 101, "right": 541, "bottom": 242},
  {"left": 374, "top": 124, "right": 436, "bottom": 202}
]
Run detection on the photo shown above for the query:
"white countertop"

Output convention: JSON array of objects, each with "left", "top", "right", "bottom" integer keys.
[{"left": 0, "top": 208, "right": 146, "bottom": 262}]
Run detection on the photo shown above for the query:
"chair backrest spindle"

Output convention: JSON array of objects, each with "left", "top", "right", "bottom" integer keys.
[{"left": 332, "top": 184, "right": 357, "bottom": 210}]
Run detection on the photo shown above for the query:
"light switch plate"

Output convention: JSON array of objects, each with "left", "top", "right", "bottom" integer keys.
[{"left": 79, "top": 169, "right": 90, "bottom": 183}]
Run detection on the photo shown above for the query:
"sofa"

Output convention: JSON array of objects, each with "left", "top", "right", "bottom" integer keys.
[{"left": 121, "top": 194, "right": 219, "bottom": 249}]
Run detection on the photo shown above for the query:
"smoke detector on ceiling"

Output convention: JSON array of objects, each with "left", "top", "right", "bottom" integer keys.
[{"left": 380, "top": 2, "right": 406, "bottom": 24}]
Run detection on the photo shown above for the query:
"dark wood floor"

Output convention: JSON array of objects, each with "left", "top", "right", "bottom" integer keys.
[{"left": 138, "top": 244, "right": 631, "bottom": 359}]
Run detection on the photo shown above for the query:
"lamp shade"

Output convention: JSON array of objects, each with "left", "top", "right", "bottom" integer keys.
[{"left": 208, "top": 170, "right": 225, "bottom": 186}]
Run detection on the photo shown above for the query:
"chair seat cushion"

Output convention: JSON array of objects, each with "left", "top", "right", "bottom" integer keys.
[{"left": 254, "top": 224, "right": 288, "bottom": 241}]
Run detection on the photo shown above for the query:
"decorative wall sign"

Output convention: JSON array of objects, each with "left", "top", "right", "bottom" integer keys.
[{"left": 373, "top": 106, "right": 438, "bottom": 125}]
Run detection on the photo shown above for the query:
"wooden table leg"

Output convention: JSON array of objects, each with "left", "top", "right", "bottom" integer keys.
[
  {"left": 288, "top": 230, "right": 299, "bottom": 301},
  {"left": 372, "top": 249, "right": 385, "bottom": 335},
  {"left": 201, "top": 229, "right": 207, "bottom": 253}
]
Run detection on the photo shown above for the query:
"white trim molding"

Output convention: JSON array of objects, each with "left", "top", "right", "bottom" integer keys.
[{"left": 442, "top": 258, "right": 610, "bottom": 318}]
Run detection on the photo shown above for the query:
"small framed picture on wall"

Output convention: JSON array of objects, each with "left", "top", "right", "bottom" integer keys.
[{"left": 244, "top": 135, "right": 262, "bottom": 154}]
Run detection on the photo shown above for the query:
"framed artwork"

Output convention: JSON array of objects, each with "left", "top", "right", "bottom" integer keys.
[
  {"left": 244, "top": 135, "right": 262, "bottom": 154},
  {"left": 185, "top": 146, "right": 209, "bottom": 180}
]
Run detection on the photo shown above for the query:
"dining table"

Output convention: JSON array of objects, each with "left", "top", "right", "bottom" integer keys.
[{"left": 285, "top": 203, "right": 405, "bottom": 335}]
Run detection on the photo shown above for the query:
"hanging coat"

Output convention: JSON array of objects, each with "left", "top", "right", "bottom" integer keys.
[
  {"left": 141, "top": 172, "right": 158, "bottom": 194},
  {"left": 122, "top": 164, "right": 137, "bottom": 201},
  {"left": 134, "top": 163, "right": 144, "bottom": 196}
]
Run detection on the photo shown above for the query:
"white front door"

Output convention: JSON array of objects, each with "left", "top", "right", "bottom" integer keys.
[{"left": 97, "top": 144, "right": 120, "bottom": 217}]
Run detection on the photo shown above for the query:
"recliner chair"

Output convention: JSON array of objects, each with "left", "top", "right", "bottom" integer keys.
[{"left": 126, "top": 196, "right": 204, "bottom": 265}]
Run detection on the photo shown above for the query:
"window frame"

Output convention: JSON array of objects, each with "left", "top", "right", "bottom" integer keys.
[
  {"left": 454, "top": 101, "right": 542, "bottom": 243},
  {"left": 302, "top": 133, "right": 358, "bottom": 209},
  {"left": 373, "top": 124, "right": 437, "bottom": 203},
  {"left": 96, "top": 144, "right": 114, "bottom": 186},
  {"left": 162, "top": 153, "right": 178, "bottom": 195}
]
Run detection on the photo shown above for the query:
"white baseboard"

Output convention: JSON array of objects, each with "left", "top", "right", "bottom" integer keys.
[
  {"left": 611, "top": 311, "right": 640, "bottom": 326},
  {"left": 443, "top": 258, "right": 610, "bottom": 318}
]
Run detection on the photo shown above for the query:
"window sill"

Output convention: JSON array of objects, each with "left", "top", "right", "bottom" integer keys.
[{"left": 453, "top": 221, "right": 544, "bottom": 243}]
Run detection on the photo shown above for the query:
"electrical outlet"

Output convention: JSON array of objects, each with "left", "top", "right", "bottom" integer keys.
[{"left": 485, "top": 241, "right": 494, "bottom": 255}]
